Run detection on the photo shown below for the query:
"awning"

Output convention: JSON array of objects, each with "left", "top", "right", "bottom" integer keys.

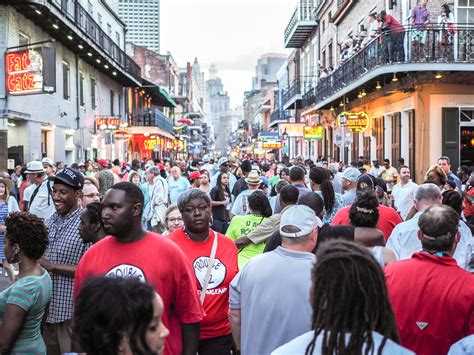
[{"left": 142, "top": 79, "right": 177, "bottom": 108}]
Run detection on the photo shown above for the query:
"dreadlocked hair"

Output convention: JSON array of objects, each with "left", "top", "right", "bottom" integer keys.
[
  {"left": 309, "top": 167, "right": 336, "bottom": 213},
  {"left": 305, "top": 240, "right": 400, "bottom": 355}
]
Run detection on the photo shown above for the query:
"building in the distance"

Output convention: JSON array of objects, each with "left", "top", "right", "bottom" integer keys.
[
  {"left": 117, "top": 0, "right": 160, "bottom": 52},
  {"left": 206, "top": 64, "right": 230, "bottom": 152},
  {"left": 252, "top": 53, "right": 288, "bottom": 91}
]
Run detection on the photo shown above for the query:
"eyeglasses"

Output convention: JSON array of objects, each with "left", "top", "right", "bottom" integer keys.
[{"left": 167, "top": 217, "right": 183, "bottom": 223}]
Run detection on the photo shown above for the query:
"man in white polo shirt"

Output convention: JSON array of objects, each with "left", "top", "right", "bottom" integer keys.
[{"left": 23, "top": 160, "right": 55, "bottom": 220}]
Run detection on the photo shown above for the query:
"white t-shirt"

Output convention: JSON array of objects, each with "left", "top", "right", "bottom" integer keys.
[
  {"left": 27, "top": 180, "right": 56, "bottom": 220},
  {"left": 391, "top": 181, "right": 418, "bottom": 220},
  {"left": 272, "top": 330, "right": 414, "bottom": 354}
]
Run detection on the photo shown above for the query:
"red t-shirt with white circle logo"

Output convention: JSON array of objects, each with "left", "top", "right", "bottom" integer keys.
[
  {"left": 169, "top": 228, "right": 239, "bottom": 340},
  {"left": 74, "top": 233, "right": 204, "bottom": 355}
]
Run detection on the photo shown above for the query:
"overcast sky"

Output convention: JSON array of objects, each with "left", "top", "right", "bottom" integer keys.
[{"left": 160, "top": 0, "right": 293, "bottom": 108}]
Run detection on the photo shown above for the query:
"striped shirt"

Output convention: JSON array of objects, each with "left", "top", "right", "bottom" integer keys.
[
  {"left": 44, "top": 207, "right": 90, "bottom": 323},
  {"left": 0, "top": 272, "right": 52, "bottom": 353}
]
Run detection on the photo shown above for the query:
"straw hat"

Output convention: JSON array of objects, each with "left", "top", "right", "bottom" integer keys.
[{"left": 0, "top": 177, "right": 14, "bottom": 193}]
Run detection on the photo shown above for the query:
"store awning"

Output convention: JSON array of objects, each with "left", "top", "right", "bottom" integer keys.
[{"left": 142, "top": 79, "right": 177, "bottom": 108}]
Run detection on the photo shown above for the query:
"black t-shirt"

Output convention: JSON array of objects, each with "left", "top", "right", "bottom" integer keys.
[
  {"left": 263, "top": 224, "right": 355, "bottom": 253},
  {"left": 232, "top": 177, "right": 248, "bottom": 197},
  {"left": 210, "top": 186, "right": 229, "bottom": 221}
]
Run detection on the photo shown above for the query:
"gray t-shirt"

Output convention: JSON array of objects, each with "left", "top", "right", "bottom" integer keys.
[{"left": 229, "top": 246, "right": 315, "bottom": 355}]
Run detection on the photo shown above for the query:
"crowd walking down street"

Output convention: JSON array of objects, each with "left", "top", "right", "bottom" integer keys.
[
  {"left": 1, "top": 0, "right": 474, "bottom": 354},
  {"left": 0, "top": 154, "right": 472, "bottom": 355}
]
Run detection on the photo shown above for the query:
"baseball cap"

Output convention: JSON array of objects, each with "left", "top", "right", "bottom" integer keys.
[
  {"left": 50, "top": 167, "right": 84, "bottom": 190},
  {"left": 342, "top": 167, "right": 361, "bottom": 183},
  {"left": 356, "top": 174, "right": 376, "bottom": 191},
  {"left": 218, "top": 157, "right": 229, "bottom": 167},
  {"left": 280, "top": 205, "right": 322, "bottom": 238},
  {"left": 97, "top": 159, "right": 108, "bottom": 168},
  {"left": 188, "top": 171, "right": 201, "bottom": 180}
]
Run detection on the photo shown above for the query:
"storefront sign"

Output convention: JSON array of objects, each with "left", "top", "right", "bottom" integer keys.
[
  {"left": 278, "top": 123, "right": 305, "bottom": 137},
  {"left": 304, "top": 125, "right": 323, "bottom": 140},
  {"left": 96, "top": 117, "right": 121, "bottom": 130},
  {"left": 336, "top": 111, "right": 370, "bottom": 132},
  {"left": 5, "top": 47, "right": 56, "bottom": 95},
  {"left": 334, "top": 127, "right": 353, "bottom": 147},
  {"left": 258, "top": 132, "right": 282, "bottom": 149},
  {"left": 144, "top": 137, "right": 165, "bottom": 150},
  {"left": 262, "top": 141, "right": 282, "bottom": 149},
  {"left": 114, "top": 130, "right": 132, "bottom": 139}
]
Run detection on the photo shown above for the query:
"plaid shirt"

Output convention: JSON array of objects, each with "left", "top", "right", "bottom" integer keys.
[{"left": 44, "top": 206, "right": 90, "bottom": 323}]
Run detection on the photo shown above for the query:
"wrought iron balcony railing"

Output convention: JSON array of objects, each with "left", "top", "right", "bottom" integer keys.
[
  {"left": 284, "top": 0, "right": 318, "bottom": 48},
  {"left": 131, "top": 109, "right": 174, "bottom": 134},
  {"left": 282, "top": 80, "right": 302, "bottom": 108},
  {"left": 270, "top": 109, "right": 288, "bottom": 124},
  {"left": 313, "top": 24, "right": 474, "bottom": 107},
  {"left": 50, "top": 0, "right": 141, "bottom": 81}
]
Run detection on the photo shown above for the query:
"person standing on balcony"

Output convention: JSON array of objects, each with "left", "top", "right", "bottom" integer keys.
[
  {"left": 410, "top": 0, "right": 431, "bottom": 61},
  {"left": 438, "top": 3, "right": 455, "bottom": 61},
  {"left": 380, "top": 10, "right": 405, "bottom": 63}
]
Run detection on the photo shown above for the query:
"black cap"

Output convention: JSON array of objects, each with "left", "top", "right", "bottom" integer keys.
[
  {"left": 49, "top": 168, "right": 84, "bottom": 190},
  {"left": 356, "top": 174, "right": 376, "bottom": 191}
]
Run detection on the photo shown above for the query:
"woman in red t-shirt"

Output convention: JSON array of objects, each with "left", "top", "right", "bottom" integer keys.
[{"left": 169, "top": 189, "right": 238, "bottom": 354}]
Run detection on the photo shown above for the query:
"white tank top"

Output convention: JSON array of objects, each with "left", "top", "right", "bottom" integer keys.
[{"left": 371, "top": 246, "right": 385, "bottom": 268}]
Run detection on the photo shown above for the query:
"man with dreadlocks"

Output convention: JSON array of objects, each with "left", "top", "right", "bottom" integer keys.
[
  {"left": 385, "top": 205, "right": 474, "bottom": 355},
  {"left": 273, "top": 240, "right": 412, "bottom": 354}
]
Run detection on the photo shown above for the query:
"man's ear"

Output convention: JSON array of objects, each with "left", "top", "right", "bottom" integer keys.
[{"left": 132, "top": 202, "right": 143, "bottom": 217}]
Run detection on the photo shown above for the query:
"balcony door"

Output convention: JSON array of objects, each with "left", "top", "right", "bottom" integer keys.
[
  {"left": 374, "top": 117, "right": 384, "bottom": 163},
  {"left": 391, "top": 113, "right": 401, "bottom": 165}
]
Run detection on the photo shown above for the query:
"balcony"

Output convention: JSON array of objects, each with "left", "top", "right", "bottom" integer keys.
[
  {"left": 312, "top": 24, "right": 474, "bottom": 110},
  {"left": 131, "top": 109, "right": 174, "bottom": 135},
  {"left": 282, "top": 80, "right": 302, "bottom": 110},
  {"left": 269, "top": 109, "right": 288, "bottom": 128},
  {"left": 284, "top": 0, "right": 318, "bottom": 48},
  {"left": 8, "top": 0, "right": 141, "bottom": 86}
]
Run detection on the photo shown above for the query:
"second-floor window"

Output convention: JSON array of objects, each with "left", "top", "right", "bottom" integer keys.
[
  {"left": 79, "top": 72, "right": 85, "bottom": 106},
  {"left": 110, "top": 90, "right": 115, "bottom": 116},
  {"left": 19, "top": 32, "right": 29, "bottom": 47},
  {"left": 91, "top": 78, "right": 96, "bottom": 109},
  {"left": 63, "top": 62, "right": 70, "bottom": 100}
]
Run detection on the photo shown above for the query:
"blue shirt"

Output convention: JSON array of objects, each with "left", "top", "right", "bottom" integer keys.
[
  {"left": 272, "top": 330, "right": 414, "bottom": 354},
  {"left": 168, "top": 176, "right": 190, "bottom": 204}
]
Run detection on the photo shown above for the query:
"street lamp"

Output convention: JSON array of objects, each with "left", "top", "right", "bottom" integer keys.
[{"left": 282, "top": 129, "right": 288, "bottom": 141}]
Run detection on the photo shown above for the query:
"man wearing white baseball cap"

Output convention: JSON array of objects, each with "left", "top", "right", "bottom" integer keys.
[
  {"left": 229, "top": 205, "right": 321, "bottom": 355},
  {"left": 210, "top": 156, "right": 237, "bottom": 191},
  {"left": 23, "top": 160, "right": 56, "bottom": 220}
]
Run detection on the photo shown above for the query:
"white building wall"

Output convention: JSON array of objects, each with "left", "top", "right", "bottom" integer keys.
[{"left": 3, "top": 5, "right": 127, "bottom": 165}]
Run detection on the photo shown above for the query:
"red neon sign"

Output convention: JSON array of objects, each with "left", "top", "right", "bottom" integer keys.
[
  {"left": 5, "top": 50, "right": 44, "bottom": 95},
  {"left": 96, "top": 117, "right": 121, "bottom": 130}
]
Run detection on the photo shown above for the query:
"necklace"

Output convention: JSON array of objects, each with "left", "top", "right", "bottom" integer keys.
[{"left": 183, "top": 227, "right": 210, "bottom": 243}]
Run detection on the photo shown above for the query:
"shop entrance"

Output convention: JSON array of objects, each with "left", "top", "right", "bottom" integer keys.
[{"left": 460, "top": 108, "right": 474, "bottom": 169}]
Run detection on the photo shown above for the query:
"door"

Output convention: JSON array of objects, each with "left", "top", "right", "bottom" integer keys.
[
  {"left": 442, "top": 108, "right": 460, "bottom": 171},
  {"left": 392, "top": 113, "right": 401, "bottom": 165},
  {"left": 408, "top": 110, "right": 416, "bottom": 179},
  {"left": 459, "top": 108, "right": 474, "bottom": 170},
  {"left": 375, "top": 117, "right": 384, "bottom": 163}
]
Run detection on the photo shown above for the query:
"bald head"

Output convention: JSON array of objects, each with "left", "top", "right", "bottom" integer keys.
[{"left": 418, "top": 205, "right": 459, "bottom": 253}]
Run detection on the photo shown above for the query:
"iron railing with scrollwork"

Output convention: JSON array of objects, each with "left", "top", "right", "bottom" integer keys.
[
  {"left": 270, "top": 109, "right": 288, "bottom": 124},
  {"left": 309, "top": 24, "right": 474, "bottom": 105},
  {"left": 282, "top": 80, "right": 302, "bottom": 106},
  {"left": 49, "top": 0, "right": 141, "bottom": 81},
  {"left": 284, "top": 0, "right": 316, "bottom": 44}
]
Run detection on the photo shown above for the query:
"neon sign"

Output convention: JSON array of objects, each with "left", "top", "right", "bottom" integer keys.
[
  {"left": 96, "top": 118, "right": 121, "bottom": 130},
  {"left": 6, "top": 50, "right": 43, "bottom": 95},
  {"left": 336, "top": 111, "right": 370, "bottom": 133},
  {"left": 5, "top": 48, "right": 55, "bottom": 96}
]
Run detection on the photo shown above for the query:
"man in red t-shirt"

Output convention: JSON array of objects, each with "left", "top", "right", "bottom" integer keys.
[
  {"left": 74, "top": 182, "right": 204, "bottom": 355},
  {"left": 169, "top": 189, "right": 239, "bottom": 352},
  {"left": 332, "top": 174, "right": 402, "bottom": 240},
  {"left": 385, "top": 205, "right": 474, "bottom": 355}
]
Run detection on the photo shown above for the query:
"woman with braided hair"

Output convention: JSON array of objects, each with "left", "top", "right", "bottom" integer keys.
[
  {"left": 272, "top": 240, "right": 413, "bottom": 355},
  {"left": 349, "top": 190, "right": 396, "bottom": 267},
  {"left": 309, "top": 167, "right": 344, "bottom": 224}
]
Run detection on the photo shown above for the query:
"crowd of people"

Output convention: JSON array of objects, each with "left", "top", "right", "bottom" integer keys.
[
  {"left": 319, "top": 1, "right": 456, "bottom": 79},
  {"left": 0, "top": 151, "right": 473, "bottom": 355}
]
